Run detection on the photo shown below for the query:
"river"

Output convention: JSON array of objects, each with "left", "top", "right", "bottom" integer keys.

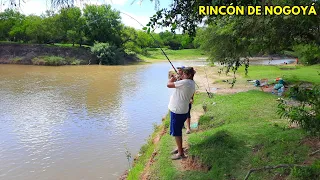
[{"left": 0, "top": 61, "right": 202, "bottom": 180}]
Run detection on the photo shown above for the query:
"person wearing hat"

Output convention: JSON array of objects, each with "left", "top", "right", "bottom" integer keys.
[{"left": 167, "top": 67, "right": 195, "bottom": 160}]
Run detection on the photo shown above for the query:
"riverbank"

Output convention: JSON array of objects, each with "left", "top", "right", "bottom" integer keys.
[
  {"left": 0, "top": 43, "right": 207, "bottom": 65},
  {"left": 0, "top": 43, "right": 98, "bottom": 65},
  {"left": 137, "top": 48, "right": 207, "bottom": 61},
  {"left": 124, "top": 64, "right": 320, "bottom": 179}
]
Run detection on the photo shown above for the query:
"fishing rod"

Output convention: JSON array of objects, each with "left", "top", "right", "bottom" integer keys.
[
  {"left": 120, "top": 12, "right": 213, "bottom": 98},
  {"left": 120, "top": 12, "right": 178, "bottom": 74}
]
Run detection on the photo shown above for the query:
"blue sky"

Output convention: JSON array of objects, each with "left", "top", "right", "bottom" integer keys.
[{"left": 0, "top": 0, "right": 174, "bottom": 32}]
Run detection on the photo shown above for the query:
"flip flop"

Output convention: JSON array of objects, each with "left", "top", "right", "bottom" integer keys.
[
  {"left": 170, "top": 147, "right": 186, "bottom": 154},
  {"left": 171, "top": 154, "right": 187, "bottom": 160}
]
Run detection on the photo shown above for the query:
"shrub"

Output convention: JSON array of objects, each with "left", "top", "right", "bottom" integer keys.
[
  {"left": 90, "top": 42, "right": 124, "bottom": 65},
  {"left": 293, "top": 43, "right": 320, "bottom": 65},
  {"left": 11, "top": 57, "right": 23, "bottom": 63},
  {"left": 71, "top": 60, "right": 81, "bottom": 65},
  {"left": 291, "top": 160, "right": 320, "bottom": 179},
  {"left": 32, "top": 56, "right": 66, "bottom": 66},
  {"left": 278, "top": 84, "right": 320, "bottom": 135}
]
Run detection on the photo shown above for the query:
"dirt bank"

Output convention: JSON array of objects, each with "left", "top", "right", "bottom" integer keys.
[{"left": 0, "top": 43, "right": 98, "bottom": 65}]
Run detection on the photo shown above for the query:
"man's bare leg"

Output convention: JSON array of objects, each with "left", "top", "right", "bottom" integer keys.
[
  {"left": 186, "top": 118, "right": 191, "bottom": 134},
  {"left": 175, "top": 136, "right": 184, "bottom": 155}
]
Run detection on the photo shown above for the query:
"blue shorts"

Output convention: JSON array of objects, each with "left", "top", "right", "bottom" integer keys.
[
  {"left": 187, "top": 103, "right": 192, "bottom": 118},
  {"left": 170, "top": 111, "right": 188, "bottom": 136}
]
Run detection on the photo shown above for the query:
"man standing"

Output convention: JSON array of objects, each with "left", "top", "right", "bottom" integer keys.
[{"left": 167, "top": 67, "right": 195, "bottom": 160}]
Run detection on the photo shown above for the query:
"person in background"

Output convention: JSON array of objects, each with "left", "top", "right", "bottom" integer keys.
[
  {"left": 167, "top": 67, "right": 196, "bottom": 160},
  {"left": 185, "top": 67, "right": 196, "bottom": 134},
  {"left": 176, "top": 66, "right": 185, "bottom": 80}
]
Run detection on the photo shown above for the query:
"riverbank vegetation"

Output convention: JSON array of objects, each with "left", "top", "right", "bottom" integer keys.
[
  {"left": 146, "top": 0, "right": 320, "bottom": 68},
  {"left": 137, "top": 48, "right": 206, "bottom": 61},
  {"left": 0, "top": 5, "right": 201, "bottom": 65}
]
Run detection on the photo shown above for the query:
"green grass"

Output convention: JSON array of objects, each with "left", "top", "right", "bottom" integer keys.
[
  {"left": 237, "top": 65, "right": 320, "bottom": 84},
  {"left": 183, "top": 91, "right": 318, "bottom": 179},
  {"left": 127, "top": 118, "right": 169, "bottom": 180},
  {"left": 11, "top": 57, "right": 23, "bottom": 63},
  {"left": 148, "top": 116, "right": 180, "bottom": 179},
  {"left": 137, "top": 48, "right": 207, "bottom": 61},
  {"left": 133, "top": 91, "right": 319, "bottom": 180},
  {"left": 32, "top": 56, "right": 83, "bottom": 66}
]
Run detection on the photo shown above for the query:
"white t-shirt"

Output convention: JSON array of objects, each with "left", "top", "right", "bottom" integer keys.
[{"left": 168, "top": 79, "right": 195, "bottom": 114}]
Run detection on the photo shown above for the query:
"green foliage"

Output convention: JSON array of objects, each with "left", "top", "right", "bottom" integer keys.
[
  {"left": 291, "top": 161, "right": 320, "bottom": 179},
  {"left": 32, "top": 56, "right": 66, "bottom": 66},
  {"left": 0, "top": 9, "right": 25, "bottom": 41},
  {"left": 11, "top": 57, "right": 23, "bottom": 63},
  {"left": 137, "top": 48, "right": 206, "bottom": 61},
  {"left": 293, "top": 43, "right": 320, "bottom": 65},
  {"left": 83, "top": 4, "right": 122, "bottom": 46},
  {"left": 69, "top": 59, "right": 81, "bottom": 65},
  {"left": 57, "top": 7, "right": 82, "bottom": 42},
  {"left": 67, "top": 30, "right": 78, "bottom": 46},
  {"left": 184, "top": 91, "right": 311, "bottom": 179},
  {"left": 278, "top": 85, "right": 320, "bottom": 135},
  {"left": 238, "top": 65, "right": 320, "bottom": 84},
  {"left": 90, "top": 42, "right": 124, "bottom": 65}
]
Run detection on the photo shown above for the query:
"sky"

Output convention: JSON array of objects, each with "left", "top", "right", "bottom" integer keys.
[{"left": 0, "top": 0, "right": 175, "bottom": 32}]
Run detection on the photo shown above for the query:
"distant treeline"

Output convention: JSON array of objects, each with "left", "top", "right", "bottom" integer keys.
[
  {"left": 0, "top": 5, "right": 200, "bottom": 64},
  {"left": 0, "top": 5, "right": 196, "bottom": 49}
]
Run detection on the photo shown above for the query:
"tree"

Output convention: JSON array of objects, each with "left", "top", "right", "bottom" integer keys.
[
  {"left": 57, "top": 7, "right": 82, "bottom": 43},
  {"left": 90, "top": 42, "right": 124, "bottom": 65},
  {"left": 82, "top": 4, "right": 123, "bottom": 46},
  {"left": 0, "top": 9, "right": 25, "bottom": 41}
]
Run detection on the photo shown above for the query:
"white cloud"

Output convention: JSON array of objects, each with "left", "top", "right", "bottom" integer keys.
[
  {"left": 0, "top": 0, "right": 175, "bottom": 33},
  {"left": 19, "top": 0, "right": 48, "bottom": 15},
  {"left": 80, "top": 0, "right": 128, "bottom": 6},
  {"left": 105, "top": 0, "right": 128, "bottom": 6}
]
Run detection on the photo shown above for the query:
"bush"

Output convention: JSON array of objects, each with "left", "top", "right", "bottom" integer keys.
[
  {"left": 278, "top": 84, "right": 320, "bottom": 135},
  {"left": 293, "top": 43, "right": 320, "bottom": 65},
  {"left": 32, "top": 56, "right": 66, "bottom": 66},
  {"left": 291, "top": 160, "right": 320, "bottom": 179},
  {"left": 90, "top": 42, "right": 124, "bottom": 65}
]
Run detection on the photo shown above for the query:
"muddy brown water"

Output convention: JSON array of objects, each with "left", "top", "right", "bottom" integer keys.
[{"left": 0, "top": 61, "right": 204, "bottom": 180}]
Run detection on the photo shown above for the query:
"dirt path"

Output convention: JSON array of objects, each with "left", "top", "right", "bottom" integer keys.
[
  {"left": 193, "top": 66, "right": 261, "bottom": 94},
  {"left": 171, "top": 106, "right": 207, "bottom": 172}
]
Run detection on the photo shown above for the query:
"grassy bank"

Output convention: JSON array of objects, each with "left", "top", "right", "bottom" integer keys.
[
  {"left": 31, "top": 56, "right": 83, "bottom": 66},
  {"left": 126, "top": 118, "right": 170, "bottom": 180},
  {"left": 237, "top": 64, "right": 320, "bottom": 84},
  {"left": 137, "top": 48, "right": 207, "bottom": 61},
  {"left": 128, "top": 90, "right": 319, "bottom": 179},
  {"left": 126, "top": 64, "right": 320, "bottom": 179}
]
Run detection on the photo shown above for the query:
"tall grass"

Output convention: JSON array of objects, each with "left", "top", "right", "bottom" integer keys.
[{"left": 32, "top": 56, "right": 83, "bottom": 66}]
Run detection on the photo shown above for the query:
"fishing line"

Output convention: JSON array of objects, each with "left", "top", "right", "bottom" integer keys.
[
  {"left": 120, "top": 11, "right": 178, "bottom": 74},
  {"left": 203, "top": 61, "right": 213, "bottom": 98},
  {"left": 120, "top": 11, "right": 213, "bottom": 98}
]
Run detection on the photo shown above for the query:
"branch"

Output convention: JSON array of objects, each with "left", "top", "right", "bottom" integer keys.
[
  {"left": 244, "top": 164, "right": 307, "bottom": 180},
  {"left": 309, "top": 149, "right": 320, "bottom": 156}
]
